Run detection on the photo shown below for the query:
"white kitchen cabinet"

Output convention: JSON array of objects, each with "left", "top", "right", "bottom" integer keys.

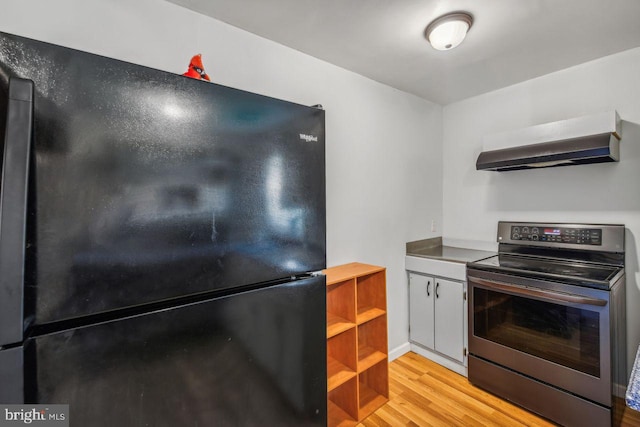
[
  {"left": 433, "top": 277, "right": 464, "bottom": 361},
  {"left": 408, "top": 271, "right": 467, "bottom": 374},
  {"left": 405, "top": 242, "right": 495, "bottom": 377},
  {"left": 408, "top": 273, "right": 434, "bottom": 348}
]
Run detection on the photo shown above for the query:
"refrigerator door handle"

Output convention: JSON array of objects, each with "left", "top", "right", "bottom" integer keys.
[{"left": 0, "top": 77, "right": 34, "bottom": 347}]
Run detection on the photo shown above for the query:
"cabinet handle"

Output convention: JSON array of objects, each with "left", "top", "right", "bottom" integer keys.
[
  {"left": 426, "top": 281, "right": 431, "bottom": 296},
  {"left": 435, "top": 282, "right": 439, "bottom": 298}
]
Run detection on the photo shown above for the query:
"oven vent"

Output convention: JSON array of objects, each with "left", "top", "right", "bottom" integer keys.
[{"left": 476, "top": 111, "right": 621, "bottom": 172}]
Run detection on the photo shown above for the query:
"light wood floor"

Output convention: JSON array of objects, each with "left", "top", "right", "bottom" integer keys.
[{"left": 357, "top": 352, "right": 640, "bottom": 427}]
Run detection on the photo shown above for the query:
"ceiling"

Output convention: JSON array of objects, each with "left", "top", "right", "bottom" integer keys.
[{"left": 166, "top": 0, "right": 640, "bottom": 105}]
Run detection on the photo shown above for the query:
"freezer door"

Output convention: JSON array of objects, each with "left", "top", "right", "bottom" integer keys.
[
  {"left": 0, "top": 32, "right": 326, "bottom": 325},
  {"left": 26, "top": 276, "right": 327, "bottom": 426}
]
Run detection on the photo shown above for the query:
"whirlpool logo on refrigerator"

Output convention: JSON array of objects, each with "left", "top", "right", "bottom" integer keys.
[
  {"left": 1, "top": 405, "right": 68, "bottom": 426},
  {"left": 299, "top": 133, "right": 318, "bottom": 142}
]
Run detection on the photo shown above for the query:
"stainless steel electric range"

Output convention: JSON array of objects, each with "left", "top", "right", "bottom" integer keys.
[{"left": 467, "top": 222, "right": 626, "bottom": 427}]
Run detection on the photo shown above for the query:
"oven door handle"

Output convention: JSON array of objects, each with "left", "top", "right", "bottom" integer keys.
[{"left": 468, "top": 277, "right": 608, "bottom": 307}]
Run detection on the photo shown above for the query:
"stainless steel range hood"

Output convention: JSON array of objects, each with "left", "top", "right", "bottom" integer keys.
[{"left": 476, "top": 111, "right": 621, "bottom": 172}]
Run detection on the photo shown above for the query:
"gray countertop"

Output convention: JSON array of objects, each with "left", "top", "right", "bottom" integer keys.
[{"left": 406, "top": 237, "right": 496, "bottom": 264}]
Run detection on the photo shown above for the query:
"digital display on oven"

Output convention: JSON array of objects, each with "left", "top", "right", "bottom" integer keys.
[{"left": 544, "top": 228, "right": 561, "bottom": 235}]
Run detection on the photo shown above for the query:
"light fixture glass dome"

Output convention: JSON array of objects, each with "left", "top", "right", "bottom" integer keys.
[{"left": 425, "top": 12, "right": 473, "bottom": 51}]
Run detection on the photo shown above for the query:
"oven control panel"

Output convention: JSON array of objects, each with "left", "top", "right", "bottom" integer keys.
[
  {"left": 497, "top": 222, "right": 624, "bottom": 252},
  {"left": 510, "top": 226, "right": 602, "bottom": 245}
]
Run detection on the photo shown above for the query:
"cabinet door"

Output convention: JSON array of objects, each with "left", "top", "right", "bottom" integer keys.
[
  {"left": 408, "top": 273, "right": 434, "bottom": 349},
  {"left": 434, "top": 278, "right": 464, "bottom": 362}
]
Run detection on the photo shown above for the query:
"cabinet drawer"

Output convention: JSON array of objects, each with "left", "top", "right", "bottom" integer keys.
[{"left": 405, "top": 256, "right": 466, "bottom": 281}]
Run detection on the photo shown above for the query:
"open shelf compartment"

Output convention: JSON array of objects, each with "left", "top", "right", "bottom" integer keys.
[
  {"left": 357, "top": 314, "right": 388, "bottom": 372},
  {"left": 328, "top": 376, "right": 358, "bottom": 427},
  {"left": 358, "top": 360, "right": 389, "bottom": 420},
  {"left": 356, "top": 270, "right": 387, "bottom": 325},
  {"left": 328, "top": 328, "right": 357, "bottom": 392},
  {"left": 327, "top": 279, "right": 356, "bottom": 338}
]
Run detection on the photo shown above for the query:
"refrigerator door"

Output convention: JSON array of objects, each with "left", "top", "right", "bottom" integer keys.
[
  {"left": 26, "top": 275, "right": 327, "bottom": 426},
  {"left": 0, "top": 32, "right": 326, "bottom": 325},
  {"left": 0, "top": 346, "right": 23, "bottom": 403}
]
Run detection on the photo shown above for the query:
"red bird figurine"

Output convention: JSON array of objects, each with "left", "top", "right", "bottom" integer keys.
[{"left": 183, "top": 54, "right": 210, "bottom": 81}]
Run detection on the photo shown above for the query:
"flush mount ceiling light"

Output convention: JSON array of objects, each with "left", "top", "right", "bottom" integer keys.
[{"left": 425, "top": 12, "right": 473, "bottom": 51}]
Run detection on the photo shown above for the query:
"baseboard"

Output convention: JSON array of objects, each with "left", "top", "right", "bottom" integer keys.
[
  {"left": 390, "top": 342, "right": 469, "bottom": 377},
  {"left": 410, "top": 343, "right": 467, "bottom": 377},
  {"left": 389, "top": 342, "right": 411, "bottom": 361},
  {"left": 614, "top": 382, "right": 627, "bottom": 399}
]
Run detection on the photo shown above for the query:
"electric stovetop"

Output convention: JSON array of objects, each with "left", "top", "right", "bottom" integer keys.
[{"left": 470, "top": 254, "right": 623, "bottom": 289}]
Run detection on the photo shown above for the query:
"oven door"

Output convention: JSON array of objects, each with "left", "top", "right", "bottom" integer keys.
[{"left": 468, "top": 268, "right": 611, "bottom": 406}]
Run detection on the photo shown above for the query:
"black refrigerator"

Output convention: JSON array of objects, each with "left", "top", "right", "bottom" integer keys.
[{"left": 0, "top": 32, "right": 327, "bottom": 426}]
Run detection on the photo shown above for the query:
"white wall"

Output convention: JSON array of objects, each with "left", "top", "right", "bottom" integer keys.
[
  {"left": 0, "top": 0, "right": 443, "bottom": 352},
  {"left": 442, "top": 47, "right": 640, "bottom": 374}
]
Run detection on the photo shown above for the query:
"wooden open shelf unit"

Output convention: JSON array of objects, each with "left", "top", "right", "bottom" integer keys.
[{"left": 324, "top": 262, "right": 389, "bottom": 426}]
